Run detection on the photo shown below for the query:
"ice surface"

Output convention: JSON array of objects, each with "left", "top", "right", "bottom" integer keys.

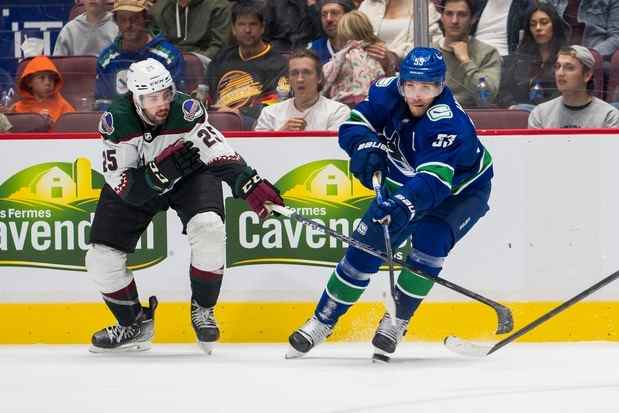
[{"left": 1, "top": 342, "right": 618, "bottom": 412}]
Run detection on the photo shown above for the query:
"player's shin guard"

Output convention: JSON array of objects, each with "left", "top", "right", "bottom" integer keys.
[
  {"left": 288, "top": 262, "right": 370, "bottom": 358},
  {"left": 371, "top": 269, "right": 434, "bottom": 362}
]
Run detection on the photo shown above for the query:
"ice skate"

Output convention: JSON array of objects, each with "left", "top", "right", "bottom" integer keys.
[
  {"left": 90, "top": 296, "right": 158, "bottom": 353},
  {"left": 286, "top": 316, "right": 333, "bottom": 359},
  {"left": 191, "top": 300, "right": 220, "bottom": 355},
  {"left": 371, "top": 312, "right": 408, "bottom": 363}
]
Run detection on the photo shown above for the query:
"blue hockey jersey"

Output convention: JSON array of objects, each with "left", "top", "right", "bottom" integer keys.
[
  {"left": 339, "top": 77, "right": 493, "bottom": 212},
  {"left": 95, "top": 34, "right": 185, "bottom": 101}
]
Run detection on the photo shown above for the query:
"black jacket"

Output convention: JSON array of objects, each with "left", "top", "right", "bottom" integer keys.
[{"left": 264, "top": 0, "right": 322, "bottom": 51}]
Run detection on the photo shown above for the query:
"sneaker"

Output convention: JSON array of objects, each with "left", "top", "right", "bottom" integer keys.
[
  {"left": 286, "top": 316, "right": 333, "bottom": 359},
  {"left": 371, "top": 312, "right": 408, "bottom": 363},
  {"left": 90, "top": 296, "right": 158, "bottom": 353},
  {"left": 191, "top": 299, "right": 220, "bottom": 354}
]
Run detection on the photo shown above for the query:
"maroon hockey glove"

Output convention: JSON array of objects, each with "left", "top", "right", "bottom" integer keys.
[
  {"left": 234, "top": 167, "right": 284, "bottom": 219},
  {"left": 145, "top": 140, "right": 202, "bottom": 192}
]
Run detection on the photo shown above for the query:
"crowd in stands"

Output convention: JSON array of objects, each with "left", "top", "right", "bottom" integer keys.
[{"left": 1, "top": 0, "right": 619, "bottom": 133}]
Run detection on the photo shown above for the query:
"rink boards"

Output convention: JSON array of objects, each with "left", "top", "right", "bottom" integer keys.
[{"left": 0, "top": 129, "right": 618, "bottom": 343}]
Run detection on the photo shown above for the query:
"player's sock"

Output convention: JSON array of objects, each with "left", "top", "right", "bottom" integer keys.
[
  {"left": 394, "top": 268, "right": 434, "bottom": 320},
  {"left": 189, "top": 265, "right": 223, "bottom": 308},
  {"left": 314, "top": 265, "right": 370, "bottom": 326},
  {"left": 101, "top": 279, "right": 142, "bottom": 326}
]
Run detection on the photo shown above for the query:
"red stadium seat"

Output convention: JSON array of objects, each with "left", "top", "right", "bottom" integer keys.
[
  {"left": 589, "top": 48, "right": 604, "bottom": 99},
  {"left": 15, "top": 56, "right": 97, "bottom": 110},
  {"left": 4, "top": 112, "right": 51, "bottom": 132},
  {"left": 182, "top": 52, "right": 207, "bottom": 95},
  {"left": 466, "top": 108, "right": 529, "bottom": 129},
  {"left": 51, "top": 111, "right": 103, "bottom": 132},
  {"left": 207, "top": 111, "right": 243, "bottom": 131},
  {"left": 606, "top": 50, "right": 619, "bottom": 102}
]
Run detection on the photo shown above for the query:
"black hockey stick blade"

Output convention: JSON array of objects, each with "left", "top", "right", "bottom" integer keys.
[
  {"left": 269, "top": 203, "right": 513, "bottom": 335},
  {"left": 444, "top": 269, "right": 619, "bottom": 357}
]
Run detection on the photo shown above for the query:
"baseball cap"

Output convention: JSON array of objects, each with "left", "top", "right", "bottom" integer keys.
[
  {"left": 113, "top": 0, "right": 148, "bottom": 13},
  {"left": 319, "top": 0, "right": 354, "bottom": 12},
  {"left": 562, "top": 45, "right": 595, "bottom": 70}
]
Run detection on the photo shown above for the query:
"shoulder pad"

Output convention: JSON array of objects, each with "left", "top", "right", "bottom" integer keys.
[{"left": 427, "top": 104, "right": 453, "bottom": 122}]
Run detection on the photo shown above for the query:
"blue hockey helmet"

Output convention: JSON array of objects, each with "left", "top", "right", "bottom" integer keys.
[{"left": 399, "top": 47, "right": 446, "bottom": 85}]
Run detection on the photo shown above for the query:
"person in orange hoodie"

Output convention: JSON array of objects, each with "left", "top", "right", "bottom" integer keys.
[{"left": 12, "top": 56, "right": 75, "bottom": 123}]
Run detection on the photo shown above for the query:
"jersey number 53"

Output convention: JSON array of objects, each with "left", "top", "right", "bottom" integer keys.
[{"left": 432, "top": 134, "right": 456, "bottom": 148}]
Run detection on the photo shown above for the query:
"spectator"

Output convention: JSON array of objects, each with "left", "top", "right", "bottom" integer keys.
[
  {"left": 11, "top": 56, "right": 76, "bottom": 123},
  {"left": 435, "top": 0, "right": 502, "bottom": 107},
  {"left": 499, "top": 3, "right": 569, "bottom": 107},
  {"left": 322, "top": 10, "right": 388, "bottom": 107},
  {"left": 472, "top": 0, "right": 535, "bottom": 56},
  {"left": 264, "top": 0, "right": 322, "bottom": 51},
  {"left": 360, "top": 0, "right": 440, "bottom": 58},
  {"left": 0, "top": 113, "right": 12, "bottom": 132},
  {"left": 255, "top": 49, "right": 350, "bottom": 130},
  {"left": 308, "top": 0, "right": 354, "bottom": 64},
  {"left": 53, "top": 0, "right": 119, "bottom": 56},
  {"left": 529, "top": 45, "right": 619, "bottom": 128},
  {"left": 207, "top": 0, "right": 288, "bottom": 128},
  {"left": 544, "top": 0, "right": 619, "bottom": 58},
  {"left": 95, "top": 0, "right": 185, "bottom": 108},
  {"left": 154, "top": 0, "right": 231, "bottom": 70}
]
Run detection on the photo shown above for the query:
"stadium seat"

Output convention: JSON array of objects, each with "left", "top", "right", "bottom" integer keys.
[
  {"left": 15, "top": 56, "right": 97, "bottom": 110},
  {"left": 4, "top": 112, "right": 51, "bottom": 132},
  {"left": 207, "top": 111, "right": 243, "bottom": 131},
  {"left": 51, "top": 111, "right": 102, "bottom": 132},
  {"left": 606, "top": 50, "right": 619, "bottom": 103},
  {"left": 589, "top": 48, "right": 604, "bottom": 99},
  {"left": 69, "top": 0, "right": 114, "bottom": 20},
  {"left": 182, "top": 52, "right": 208, "bottom": 95},
  {"left": 466, "top": 108, "right": 529, "bottom": 129}
]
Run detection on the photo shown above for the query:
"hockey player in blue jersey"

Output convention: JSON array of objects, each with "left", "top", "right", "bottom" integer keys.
[{"left": 287, "top": 47, "right": 494, "bottom": 361}]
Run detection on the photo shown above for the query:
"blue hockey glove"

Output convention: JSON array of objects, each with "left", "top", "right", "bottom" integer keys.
[
  {"left": 372, "top": 193, "right": 416, "bottom": 235},
  {"left": 349, "top": 139, "right": 389, "bottom": 189}
]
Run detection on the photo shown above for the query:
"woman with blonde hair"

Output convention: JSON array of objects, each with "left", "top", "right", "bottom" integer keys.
[{"left": 323, "top": 10, "right": 388, "bottom": 107}]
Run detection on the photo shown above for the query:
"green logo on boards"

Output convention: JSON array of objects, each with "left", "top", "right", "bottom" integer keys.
[
  {"left": 226, "top": 159, "right": 407, "bottom": 268},
  {"left": 0, "top": 158, "right": 166, "bottom": 271}
]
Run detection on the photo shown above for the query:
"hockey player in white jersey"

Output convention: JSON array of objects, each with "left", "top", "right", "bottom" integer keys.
[{"left": 86, "top": 58, "right": 284, "bottom": 353}]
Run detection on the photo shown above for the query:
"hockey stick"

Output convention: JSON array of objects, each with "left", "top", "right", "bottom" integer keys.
[
  {"left": 444, "top": 269, "right": 619, "bottom": 357},
  {"left": 372, "top": 171, "right": 397, "bottom": 325},
  {"left": 268, "top": 203, "right": 513, "bottom": 334}
]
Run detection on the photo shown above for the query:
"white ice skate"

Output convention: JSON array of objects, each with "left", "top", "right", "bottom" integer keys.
[
  {"left": 286, "top": 316, "right": 333, "bottom": 359},
  {"left": 371, "top": 312, "right": 408, "bottom": 363}
]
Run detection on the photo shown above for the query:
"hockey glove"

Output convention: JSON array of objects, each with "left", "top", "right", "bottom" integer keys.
[
  {"left": 349, "top": 139, "right": 389, "bottom": 189},
  {"left": 145, "top": 140, "right": 202, "bottom": 192},
  {"left": 372, "top": 192, "right": 416, "bottom": 235},
  {"left": 234, "top": 167, "right": 284, "bottom": 219}
]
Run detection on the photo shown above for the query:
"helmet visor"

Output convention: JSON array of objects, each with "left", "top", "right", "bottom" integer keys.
[
  {"left": 399, "top": 80, "right": 443, "bottom": 100},
  {"left": 138, "top": 87, "right": 174, "bottom": 110}
]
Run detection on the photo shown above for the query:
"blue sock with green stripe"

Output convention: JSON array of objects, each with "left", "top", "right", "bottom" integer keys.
[
  {"left": 394, "top": 268, "right": 435, "bottom": 320},
  {"left": 314, "top": 266, "right": 369, "bottom": 326}
]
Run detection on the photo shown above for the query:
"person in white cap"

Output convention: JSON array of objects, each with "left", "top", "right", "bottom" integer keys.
[{"left": 529, "top": 45, "right": 619, "bottom": 128}]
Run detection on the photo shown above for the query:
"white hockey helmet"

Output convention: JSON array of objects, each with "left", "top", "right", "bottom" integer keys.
[{"left": 127, "top": 58, "right": 176, "bottom": 123}]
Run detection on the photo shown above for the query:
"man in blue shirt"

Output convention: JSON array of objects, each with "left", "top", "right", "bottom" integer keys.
[
  {"left": 95, "top": 0, "right": 185, "bottom": 109},
  {"left": 308, "top": 0, "right": 353, "bottom": 64},
  {"left": 287, "top": 47, "right": 494, "bottom": 362}
]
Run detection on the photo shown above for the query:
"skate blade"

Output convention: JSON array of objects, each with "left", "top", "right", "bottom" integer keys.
[
  {"left": 284, "top": 346, "right": 306, "bottom": 359},
  {"left": 197, "top": 341, "right": 215, "bottom": 355},
  {"left": 88, "top": 341, "right": 152, "bottom": 354},
  {"left": 371, "top": 347, "right": 392, "bottom": 363}
]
